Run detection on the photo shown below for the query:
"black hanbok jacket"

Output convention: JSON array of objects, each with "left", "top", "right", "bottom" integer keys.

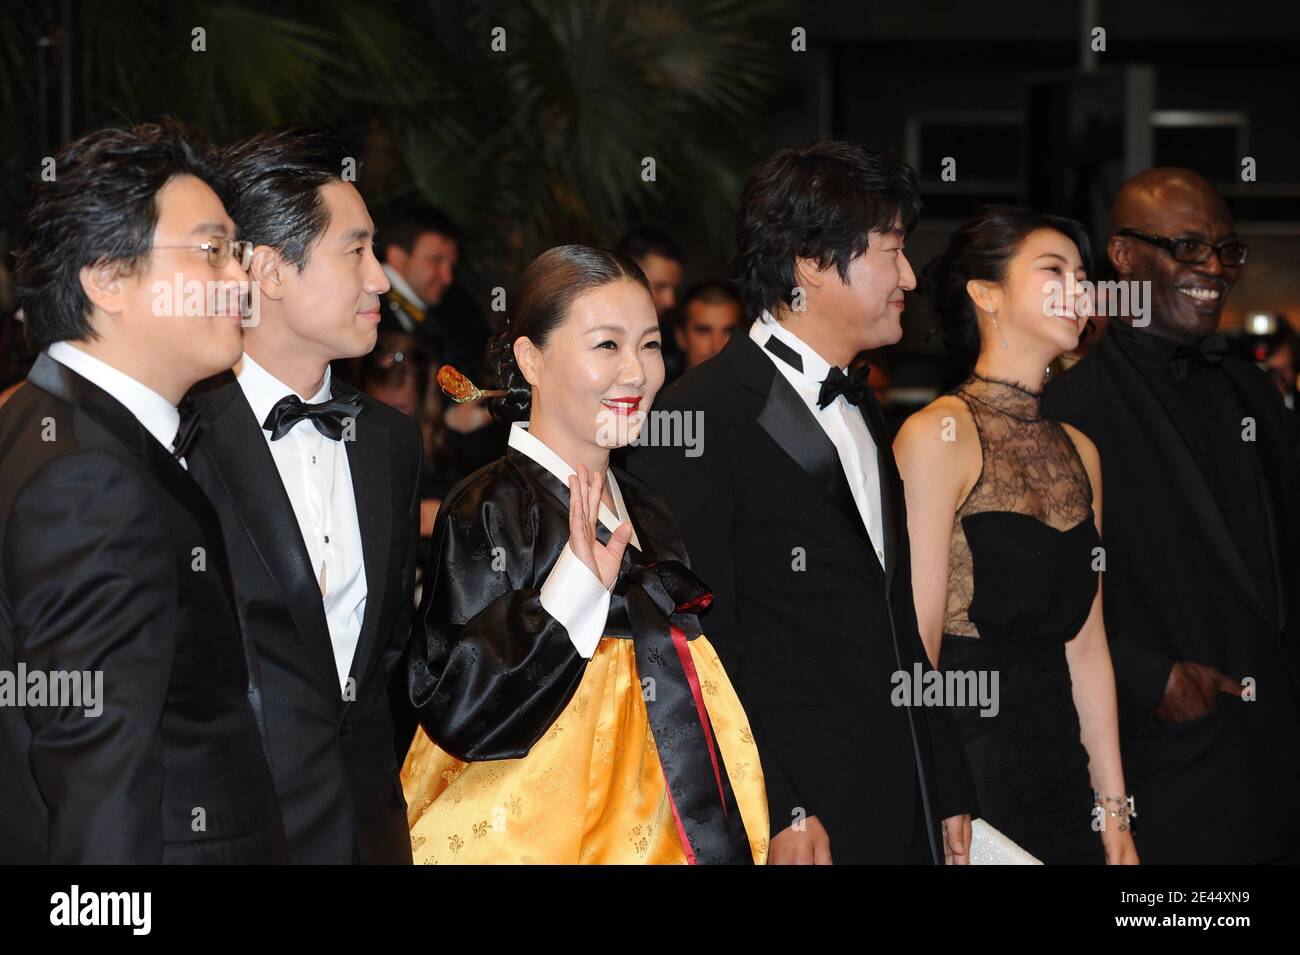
[{"left": 404, "top": 445, "right": 753, "bottom": 863}]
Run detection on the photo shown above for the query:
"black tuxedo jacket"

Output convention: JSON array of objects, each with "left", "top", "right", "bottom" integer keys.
[
  {"left": 188, "top": 371, "right": 422, "bottom": 864},
  {"left": 1044, "top": 331, "right": 1300, "bottom": 863},
  {"left": 626, "top": 333, "right": 977, "bottom": 863},
  {"left": 0, "top": 355, "right": 286, "bottom": 863}
]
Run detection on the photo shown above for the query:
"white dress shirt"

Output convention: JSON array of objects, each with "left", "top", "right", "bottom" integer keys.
[
  {"left": 508, "top": 422, "right": 641, "bottom": 659},
  {"left": 749, "top": 313, "right": 887, "bottom": 570},
  {"left": 46, "top": 341, "right": 185, "bottom": 467},
  {"left": 237, "top": 352, "right": 367, "bottom": 691}
]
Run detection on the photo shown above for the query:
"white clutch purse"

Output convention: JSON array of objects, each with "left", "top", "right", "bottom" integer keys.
[{"left": 968, "top": 819, "right": 1043, "bottom": 865}]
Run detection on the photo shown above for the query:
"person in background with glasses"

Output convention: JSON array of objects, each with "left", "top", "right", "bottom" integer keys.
[
  {"left": 1044, "top": 167, "right": 1300, "bottom": 864},
  {"left": 0, "top": 119, "right": 287, "bottom": 863}
]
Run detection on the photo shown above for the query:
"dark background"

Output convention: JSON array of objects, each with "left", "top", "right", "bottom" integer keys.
[{"left": 3, "top": 0, "right": 1298, "bottom": 392}]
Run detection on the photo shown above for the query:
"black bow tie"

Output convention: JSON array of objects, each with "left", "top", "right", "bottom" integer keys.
[
  {"left": 762, "top": 334, "right": 872, "bottom": 410},
  {"left": 817, "top": 364, "right": 871, "bottom": 410},
  {"left": 262, "top": 392, "right": 364, "bottom": 441},
  {"left": 172, "top": 398, "right": 205, "bottom": 460},
  {"left": 1169, "top": 333, "right": 1228, "bottom": 382}
]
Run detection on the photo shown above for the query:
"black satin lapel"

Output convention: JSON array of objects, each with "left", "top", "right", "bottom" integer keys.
[
  {"left": 1098, "top": 337, "right": 1274, "bottom": 625},
  {"left": 859, "top": 393, "right": 900, "bottom": 583},
  {"left": 29, "top": 355, "right": 221, "bottom": 525},
  {"left": 191, "top": 389, "right": 339, "bottom": 694},
  {"left": 343, "top": 404, "right": 392, "bottom": 684},
  {"left": 755, "top": 371, "right": 876, "bottom": 559}
]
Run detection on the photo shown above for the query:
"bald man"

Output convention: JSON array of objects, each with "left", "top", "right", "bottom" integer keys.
[{"left": 1043, "top": 168, "right": 1300, "bottom": 864}]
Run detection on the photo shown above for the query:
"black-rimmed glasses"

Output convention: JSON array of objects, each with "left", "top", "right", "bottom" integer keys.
[{"left": 1116, "top": 228, "right": 1248, "bottom": 267}]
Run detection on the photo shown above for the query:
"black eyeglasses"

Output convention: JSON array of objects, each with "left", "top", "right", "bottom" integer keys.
[
  {"left": 1116, "top": 228, "right": 1248, "bottom": 267},
  {"left": 152, "top": 235, "right": 254, "bottom": 270}
]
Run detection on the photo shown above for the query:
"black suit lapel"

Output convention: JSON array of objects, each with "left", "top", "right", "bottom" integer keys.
[
  {"left": 334, "top": 381, "right": 393, "bottom": 687},
  {"left": 727, "top": 335, "right": 878, "bottom": 570},
  {"left": 27, "top": 355, "right": 215, "bottom": 525},
  {"left": 1097, "top": 335, "right": 1275, "bottom": 626},
  {"left": 189, "top": 378, "right": 339, "bottom": 696}
]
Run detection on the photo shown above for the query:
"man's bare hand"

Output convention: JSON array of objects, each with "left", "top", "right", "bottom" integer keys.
[
  {"left": 1155, "top": 661, "right": 1240, "bottom": 723},
  {"left": 767, "top": 815, "right": 832, "bottom": 865}
]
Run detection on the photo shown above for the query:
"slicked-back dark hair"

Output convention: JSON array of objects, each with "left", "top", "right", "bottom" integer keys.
[
  {"left": 13, "top": 117, "right": 229, "bottom": 350},
  {"left": 380, "top": 207, "right": 460, "bottom": 257},
  {"left": 222, "top": 123, "right": 361, "bottom": 271},
  {"left": 734, "top": 141, "right": 922, "bottom": 321}
]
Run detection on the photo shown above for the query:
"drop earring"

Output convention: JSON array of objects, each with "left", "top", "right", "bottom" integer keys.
[{"left": 990, "top": 309, "right": 1008, "bottom": 350}]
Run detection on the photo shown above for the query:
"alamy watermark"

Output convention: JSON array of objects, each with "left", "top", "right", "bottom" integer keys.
[
  {"left": 891, "top": 662, "right": 999, "bottom": 718},
  {"left": 151, "top": 274, "right": 261, "bottom": 327},
  {"left": 1043, "top": 277, "right": 1152, "bottom": 327},
  {"left": 1, "top": 664, "right": 103, "bottom": 717},
  {"left": 596, "top": 408, "right": 704, "bottom": 457}
]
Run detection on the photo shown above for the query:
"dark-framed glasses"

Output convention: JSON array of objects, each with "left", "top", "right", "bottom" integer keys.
[
  {"left": 1116, "top": 228, "right": 1248, "bottom": 267},
  {"left": 153, "top": 235, "right": 254, "bottom": 270}
]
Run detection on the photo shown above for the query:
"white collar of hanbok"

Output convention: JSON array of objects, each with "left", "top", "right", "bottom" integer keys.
[{"left": 508, "top": 421, "right": 641, "bottom": 550}]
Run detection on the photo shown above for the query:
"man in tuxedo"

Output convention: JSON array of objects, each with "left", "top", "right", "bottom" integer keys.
[
  {"left": 626, "top": 142, "right": 976, "bottom": 864},
  {"left": 187, "top": 126, "right": 422, "bottom": 864},
  {"left": 1043, "top": 168, "right": 1300, "bottom": 863},
  {"left": 0, "top": 120, "right": 285, "bottom": 863}
]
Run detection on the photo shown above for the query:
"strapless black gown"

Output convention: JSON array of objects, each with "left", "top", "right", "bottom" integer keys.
[{"left": 940, "top": 375, "right": 1105, "bottom": 865}]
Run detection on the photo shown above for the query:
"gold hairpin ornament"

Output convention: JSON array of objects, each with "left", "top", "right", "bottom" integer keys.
[{"left": 438, "top": 365, "right": 507, "bottom": 403}]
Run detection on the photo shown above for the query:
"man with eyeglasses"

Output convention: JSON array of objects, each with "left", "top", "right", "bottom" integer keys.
[
  {"left": 0, "top": 119, "right": 287, "bottom": 863},
  {"left": 1045, "top": 167, "right": 1300, "bottom": 864}
]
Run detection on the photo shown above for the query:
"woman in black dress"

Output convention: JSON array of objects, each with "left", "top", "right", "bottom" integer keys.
[{"left": 895, "top": 206, "right": 1138, "bottom": 864}]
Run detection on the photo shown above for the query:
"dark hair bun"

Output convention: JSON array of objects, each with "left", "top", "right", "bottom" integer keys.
[
  {"left": 487, "top": 332, "right": 532, "bottom": 422},
  {"left": 920, "top": 246, "right": 980, "bottom": 360}
]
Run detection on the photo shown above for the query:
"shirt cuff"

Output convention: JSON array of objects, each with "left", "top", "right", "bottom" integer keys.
[{"left": 539, "top": 542, "right": 611, "bottom": 659}]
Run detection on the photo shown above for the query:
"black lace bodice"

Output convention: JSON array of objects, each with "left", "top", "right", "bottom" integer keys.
[{"left": 943, "top": 373, "right": 1097, "bottom": 640}]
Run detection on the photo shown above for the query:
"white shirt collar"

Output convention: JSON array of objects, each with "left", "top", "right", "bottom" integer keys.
[
  {"left": 382, "top": 264, "right": 426, "bottom": 311},
  {"left": 507, "top": 422, "right": 640, "bottom": 549},
  {"left": 749, "top": 310, "right": 838, "bottom": 385},
  {"left": 236, "top": 351, "right": 332, "bottom": 431},
  {"left": 46, "top": 341, "right": 181, "bottom": 453}
]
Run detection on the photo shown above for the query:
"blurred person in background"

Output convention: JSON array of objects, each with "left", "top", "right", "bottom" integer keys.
[
  {"left": 675, "top": 279, "right": 745, "bottom": 374},
  {"left": 617, "top": 226, "right": 686, "bottom": 382}
]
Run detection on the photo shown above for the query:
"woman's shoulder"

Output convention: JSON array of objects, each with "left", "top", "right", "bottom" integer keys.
[
  {"left": 1057, "top": 421, "right": 1101, "bottom": 481},
  {"left": 436, "top": 453, "right": 553, "bottom": 531},
  {"left": 895, "top": 394, "right": 979, "bottom": 458},
  {"left": 893, "top": 395, "right": 982, "bottom": 500},
  {"left": 1057, "top": 420, "right": 1097, "bottom": 452}
]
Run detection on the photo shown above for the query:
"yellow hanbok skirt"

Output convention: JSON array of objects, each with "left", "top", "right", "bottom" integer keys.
[{"left": 401, "top": 633, "right": 768, "bottom": 864}]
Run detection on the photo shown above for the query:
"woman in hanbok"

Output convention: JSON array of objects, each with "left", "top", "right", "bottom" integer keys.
[{"left": 400, "top": 244, "right": 767, "bottom": 864}]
